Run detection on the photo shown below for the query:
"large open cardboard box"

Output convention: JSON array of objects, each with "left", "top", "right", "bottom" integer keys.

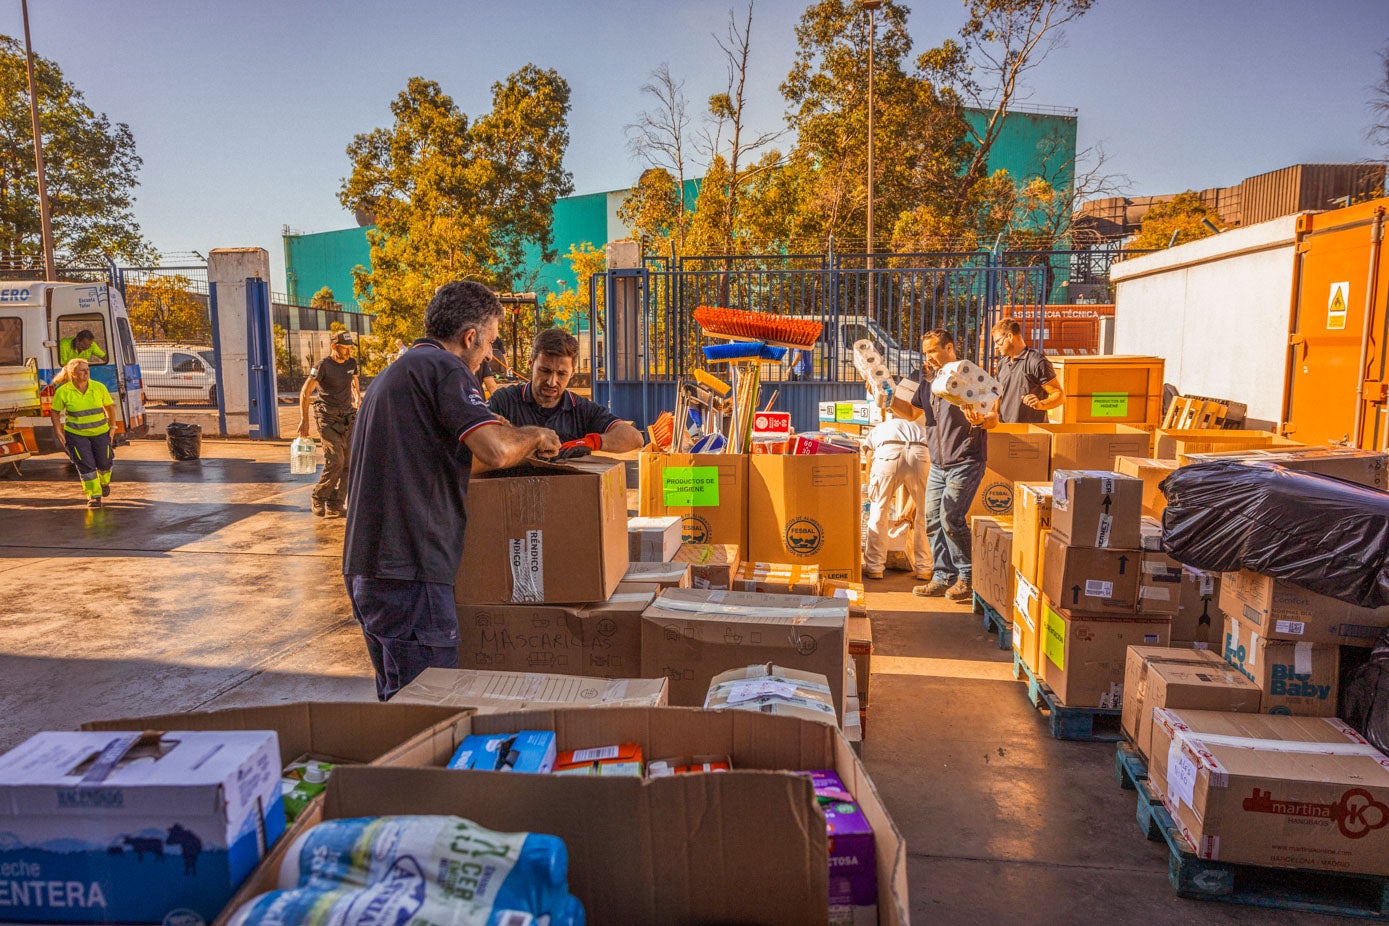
[
  {"left": 457, "top": 457, "right": 628, "bottom": 605},
  {"left": 1028, "top": 423, "right": 1151, "bottom": 472},
  {"left": 968, "top": 425, "right": 1051, "bottom": 519},
  {"left": 638, "top": 449, "right": 749, "bottom": 549},
  {"left": 215, "top": 707, "right": 909, "bottom": 926},
  {"left": 747, "top": 453, "right": 863, "bottom": 582}
]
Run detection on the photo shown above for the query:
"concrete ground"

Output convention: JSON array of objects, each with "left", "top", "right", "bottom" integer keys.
[{"left": 0, "top": 441, "right": 1336, "bottom": 925}]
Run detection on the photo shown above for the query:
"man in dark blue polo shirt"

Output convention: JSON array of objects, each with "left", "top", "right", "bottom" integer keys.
[
  {"left": 488, "top": 328, "right": 644, "bottom": 453},
  {"left": 894, "top": 327, "right": 995, "bottom": 602},
  {"left": 343, "top": 281, "right": 561, "bottom": 700}
]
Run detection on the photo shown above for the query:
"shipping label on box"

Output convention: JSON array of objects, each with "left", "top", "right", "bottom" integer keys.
[
  {"left": 639, "top": 451, "right": 748, "bottom": 548},
  {"left": 748, "top": 455, "right": 863, "bottom": 582},
  {"left": 1221, "top": 615, "right": 1339, "bottom": 716},
  {"left": 0, "top": 731, "right": 285, "bottom": 925},
  {"left": 1149, "top": 709, "right": 1389, "bottom": 876},
  {"left": 395, "top": 668, "right": 668, "bottom": 713},
  {"left": 459, "top": 458, "right": 628, "bottom": 605},
  {"left": 640, "top": 588, "right": 849, "bottom": 717},
  {"left": 1138, "top": 550, "right": 1183, "bottom": 616},
  {"left": 1049, "top": 470, "right": 1143, "bottom": 550},
  {"left": 672, "top": 543, "right": 740, "bottom": 590},
  {"left": 1013, "top": 572, "right": 1042, "bottom": 671},
  {"left": 1010, "top": 482, "right": 1054, "bottom": 584},
  {"left": 1040, "top": 599, "right": 1170, "bottom": 708},
  {"left": 1219, "top": 569, "right": 1389, "bottom": 647},
  {"left": 1041, "top": 532, "right": 1140, "bottom": 614},
  {"left": 968, "top": 426, "right": 1051, "bottom": 519}
]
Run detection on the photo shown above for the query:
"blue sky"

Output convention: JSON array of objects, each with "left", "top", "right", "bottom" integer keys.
[{"left": 4, "top": 0, "right": 1386, "bottom": 291}]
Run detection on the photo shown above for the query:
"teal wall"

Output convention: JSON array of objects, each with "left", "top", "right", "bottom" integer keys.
[
  {"left": 284, "top": 226, "right": 373, "bottom": 311},
  {"left": 284, "top": 112, "right": 1076, "bottom": 315}
]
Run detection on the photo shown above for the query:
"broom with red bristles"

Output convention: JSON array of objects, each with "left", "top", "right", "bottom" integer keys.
[{"left": 693, "top": 306, "right": 821, "bottom": 349}]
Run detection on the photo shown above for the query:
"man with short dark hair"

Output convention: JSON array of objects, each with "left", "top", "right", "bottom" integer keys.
[
  {"left": 893, "top": 327, "right": 995, "bottom": 602},
  {"left": 58, "top": 329, "right": 106, "bottom": 365},
  {"left": 991, "top": 317, "right": 1063, "bottom": 424},
  {"left": 343, "top": 281, "right": 561, "bottom": 700},
  {"left": 488, "top": 327, "right": 644, "bottom": 453},
  {"left": 297, "top": 331, "right": 360, "bottom": 518}
]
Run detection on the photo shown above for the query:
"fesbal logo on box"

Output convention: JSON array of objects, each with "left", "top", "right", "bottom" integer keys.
[{"left": 784, "top": 517, "right": 824, "bottom": 556}]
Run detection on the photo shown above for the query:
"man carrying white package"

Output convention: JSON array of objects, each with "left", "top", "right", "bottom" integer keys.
[
  {"left": 892, "top": 328, "right": 996, "bottom": 601},
  {"left": 861, "top": 411, "right": 931, "bottom": 581}
]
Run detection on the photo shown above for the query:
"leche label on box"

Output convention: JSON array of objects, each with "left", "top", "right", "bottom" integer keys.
[{"left": 663, "top": 466, "right": 720, "bottom": 506}]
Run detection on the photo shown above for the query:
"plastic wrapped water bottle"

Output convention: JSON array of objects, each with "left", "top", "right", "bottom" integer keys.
[
  {"left": 278, "top": 816, "right": 579, "bottom": 924},
  {"left": 226, "top": 884, "right": 572, "bottom": 926},
  {"left": 290, "top": 437, "right": 317, "bottom": 475}
]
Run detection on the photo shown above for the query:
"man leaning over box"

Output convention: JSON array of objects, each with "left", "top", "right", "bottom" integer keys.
[
  {"left": 343, "top": 282, "right": 561, "bottom": 701},
  {"left": 861, "top": 408, "right": 931, "bottom": 582},
  {"left": 892, "top": 327, "right": 996, "bottom": 602}
]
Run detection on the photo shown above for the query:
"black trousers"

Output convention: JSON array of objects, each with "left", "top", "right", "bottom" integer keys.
[{"left": 312, "top": 405, "right": 355, "bottom": 506}]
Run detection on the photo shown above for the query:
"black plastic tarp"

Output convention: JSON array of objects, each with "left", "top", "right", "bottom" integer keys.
[
  {"left": 1160, "top": 461, "right": 1389, "bottom": 609},
  {"left": 1343, "top": 629, "right": 1389, "bottom": 753}
]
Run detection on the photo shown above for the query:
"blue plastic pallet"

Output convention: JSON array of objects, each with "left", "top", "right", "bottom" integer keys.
[
  {"left": 1114, "top": 741, "right": 1150, "bottom": 791},
  {"left": 972, "top": 592, "right": 1012, "bottom": 650},
  {"left": 1011, "top": 652, "right": 1123, "bottom": 742}
]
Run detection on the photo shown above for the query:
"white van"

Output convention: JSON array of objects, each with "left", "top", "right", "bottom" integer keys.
[{"left": 136, "top": 343, "right": 219, "bottom": 405}]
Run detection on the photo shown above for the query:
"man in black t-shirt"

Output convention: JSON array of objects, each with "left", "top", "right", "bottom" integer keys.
[
  {"left": 488, "top": 328, "right": 643, "bottom": 454},
  {"left": 991, "top": 317, "right": 1063, "bottom": 424},
  {"left": 893, "top": 328, "right": 995, "bottom": 602},
  {"left": 297, "top": 331, "right": 361, "bottom": 517},
  {"left": 343, "top": 282, "right": 561, "bottom": 700}
]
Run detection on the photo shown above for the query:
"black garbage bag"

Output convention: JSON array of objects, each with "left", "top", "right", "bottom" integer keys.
[
  {"left": 1160, "top": 461, "right": 1389, "bottom": 609},
  {"left": 165, "top": 422, "right": 203, "bottom": 461},
  {"left": 1342, "top": 629, "right": 1389, "bottom": 753}
]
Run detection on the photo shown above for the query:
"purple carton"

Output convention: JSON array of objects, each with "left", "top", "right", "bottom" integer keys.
[{"left": 801, "top": 770, "right": 877, "bottom": 926}]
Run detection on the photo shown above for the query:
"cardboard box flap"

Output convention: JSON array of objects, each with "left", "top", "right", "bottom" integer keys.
[
  {"left": 80, "top": 702, "right": 469, "bottom": 767},
  {"left": 396, "top": 669, "right": 667, "bottom": 711},
  {"left": 649, "top": 587, "right": 848, "bottom": 621}
]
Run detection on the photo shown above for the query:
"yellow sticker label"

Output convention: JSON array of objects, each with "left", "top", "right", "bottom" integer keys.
[{"left": 1043, "top": 603, "right": 1067, "bottom": 671}]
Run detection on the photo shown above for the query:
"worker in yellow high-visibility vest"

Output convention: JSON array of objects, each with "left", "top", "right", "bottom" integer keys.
[
  {"left": 48, "top": 358, "right": 117, "bottom": 509},
  {"left": 58, "top": 329, "right": 107, "bottom": 365}
]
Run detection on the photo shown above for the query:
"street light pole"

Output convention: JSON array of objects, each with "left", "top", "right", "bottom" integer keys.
[
  {"left": 21, "top": 0, "right": 57, "bottom": 282},
  {"left": 863, "top": 0, "right": 881, "bottom": 319}
]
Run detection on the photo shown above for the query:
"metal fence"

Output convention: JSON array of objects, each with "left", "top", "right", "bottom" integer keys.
[{"left": 591, "top": 250, "right": 1065, "bottom": 431}]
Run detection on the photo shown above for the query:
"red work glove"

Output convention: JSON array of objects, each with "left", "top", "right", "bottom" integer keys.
[{"left": 559, "top": 433, "right": 603, "bottom": 453}]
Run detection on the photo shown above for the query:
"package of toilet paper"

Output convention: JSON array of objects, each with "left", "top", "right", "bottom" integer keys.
[{"left": 930, "top": 360, "right": 1001, "bottom": 415}]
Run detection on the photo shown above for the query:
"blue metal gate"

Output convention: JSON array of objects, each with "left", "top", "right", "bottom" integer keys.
[{"left": 590, "top": 250, "right": 1050, "bottom": 431}]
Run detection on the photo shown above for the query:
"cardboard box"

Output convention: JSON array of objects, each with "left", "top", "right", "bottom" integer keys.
[
  {"left": 638, "top": 450, "right": 748, "bottom": 548},
  {"left": 627, "top": 515, "right": 683, "bottom": 562},
  {"left": 1012, "top": 571, "right": 1043, "bottom": 671},
  {"left": 0, "top": 730, "right": 285, "bottom": 925},
  {"left": 825, "top": 579, "right": 868, "bottom": 618},
  {"left": 848, "top": 615, "right": 873, "bottom": 706},
  {"left": 673, "top": 542, "right": 740, "bottom": 589},
  {"left": 1175, "top": 567, "right": 1222, "bottom": 645},
  {"left": 1050, "top": 470, "right": 1143, "bottom": 549},
  {"left": 1114, "top": 456, "right": 1179, "bottom": 517},
  {"left": 1040, "top": 597, "right": 1170, "bottom": 708},
  {"left": 1221, "top": 614, "right": 1339, "bottom": 716},
  {"left": 1010, "top": 482, "right": 1054, "bottom": 584},
  {"left": 748, "top": 454, "right": 864, "bottom": 582},
  {"left": 1045, "top": 355, "right": 1165, "bottom": 425},
  {"left": 1028, "top": 423, "right": 1152, "bottom": 473},
  {"left": 641, "top": 588, "right": 850, "bottom": 718},
  {"left": 970, "top": 516, "right": 1014, "bottom": 613},
  {"left": 1153, "top": 428, "right": 1289, "bottom": 460},
  {"left": 733, "top": 561, "right": 821, "bottom": 596},
  {"left": 1121, "top": 646, "right": 1260, "bottom": 759},
  {"left": 968, "top": 425, "right": 1051, "bottom": 519},
  {"left": 1220, "top": 569, "right": 1389, "bottom": 647},
  {"left": 1138, "top": 550, "right": 1184, "bottom": 616},
  {"left": 458, "top": 458, "right": 628, "bottom": 605},
  {"left": 394, "top": 667, "right": 669, "bottom": 712},
  {"left": 621, "top": 561, "right": 691, "bottom": 590},
  {"left": 705, "top": 664, "right": 839, "bottom": 726},
  {"left": 222, "top": 707, "right": 910, "bottom": 926},
  {"left": 1041, "top": 532, "right": 1140, "bottom": 614},
  {"left": 1177, "top": 446, "right": 1389, "bottom": 490},
  {"left": 1149, "top": 709, "right": 1389, "bottom": 876},
  {"left": 455, "top": 587, "right": 653, "bottom": 678}
]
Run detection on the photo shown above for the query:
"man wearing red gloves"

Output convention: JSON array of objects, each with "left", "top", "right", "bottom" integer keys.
[{"left": 488, "top": 328, "right": 644, "bottom": 455}]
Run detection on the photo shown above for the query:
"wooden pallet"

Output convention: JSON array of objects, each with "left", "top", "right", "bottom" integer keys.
[
  {"left": 1114, "top": 741, "right": 1150, "bottom": 791},
  {"left": 1011, "top": 652, "right": 1124, "bottom": 741},
  {"left": 1132, "top": 775, "right": 1389, "bottom": 918},
  {"left": 1161, "top": 395, "right": 1229, "bottom": 430},
  {"left": 972, "top": 593, "right": 1012, "bottom": 651}
]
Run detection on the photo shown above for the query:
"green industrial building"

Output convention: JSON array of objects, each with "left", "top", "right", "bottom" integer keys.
[{"left": 283, "top": 106, "right": 1078, "bottom": 315}]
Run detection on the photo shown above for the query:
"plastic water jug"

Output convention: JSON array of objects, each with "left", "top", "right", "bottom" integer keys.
[
  {"left": 290, "top": 437, "right": 317, "bottom": 475},
  {"left": 277, "top": 816, "right": 582, "bottom": 925},
  {"left": 228, "top": 885, "right": 583, "bottom": 926}
]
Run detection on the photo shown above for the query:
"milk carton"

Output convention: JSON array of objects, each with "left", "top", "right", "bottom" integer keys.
[
  {"left": 931, "top": 360, "right": 1002, "bottom": 415},
  {"left": 0, "top": 730, "right": 285, "bottom": 925}
]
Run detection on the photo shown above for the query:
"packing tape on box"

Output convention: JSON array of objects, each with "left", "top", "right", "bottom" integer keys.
[
  {"left": 655, "top": 595, "right": 843, "bottom": 620},
  {"left": 1139, "top": 586, "right": 1172, "bottom": 601},
  {"left": 1294, "top": 642, "right": 1314, "bottom": 676},
  {"left": 1178, "top": 728, "right": 1389, "bottom": 762},
  {"left": 503, "top": 479, "right": 548, "bottom": 603},
  {"left": 608, "top": 593, "right": 656, "bottom": 604},
  {"left": 1142, "top": 560, "right": 1182, "bottom": 577}
]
